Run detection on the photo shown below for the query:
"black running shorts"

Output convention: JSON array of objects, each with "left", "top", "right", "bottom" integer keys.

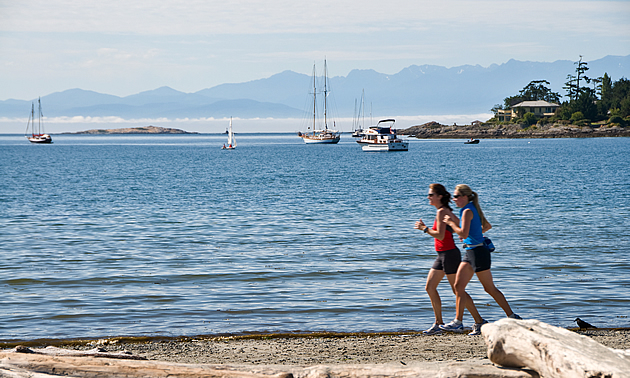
[
  {"left": 431, "top": 248, "right": 461, "bottom": 275},
  {"left": 463, "top": 245, "right": 491, "bottom": 272}
]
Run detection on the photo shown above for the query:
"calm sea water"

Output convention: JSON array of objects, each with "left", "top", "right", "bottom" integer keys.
[{"left": 1, "top": 133, "right": 629, "bottom": 341}]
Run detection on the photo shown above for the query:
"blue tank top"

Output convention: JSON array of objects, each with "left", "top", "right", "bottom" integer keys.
[{"left": 460, "top": 202, "right": 484, "bottom": 248}]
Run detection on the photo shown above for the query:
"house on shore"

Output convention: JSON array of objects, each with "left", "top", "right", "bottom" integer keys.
[{"left": 497, "top": 100, "right": 560, "bottom": 122}]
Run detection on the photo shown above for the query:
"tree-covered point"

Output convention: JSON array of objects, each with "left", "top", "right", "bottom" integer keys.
[{"left": 491, "top": 56, "right": 630, "bottom": 126}]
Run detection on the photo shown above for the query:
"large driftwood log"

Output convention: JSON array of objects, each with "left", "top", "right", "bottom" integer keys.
[
  {"left": 482, "top": 318, "right": 630, "bottom": 378},
  {"left": 0, "top": 348, "right": 537, "bottom": 378}
]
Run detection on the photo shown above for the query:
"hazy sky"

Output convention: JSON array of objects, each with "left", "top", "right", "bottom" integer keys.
[{"left": 1, "top": 0, "right": 629, "bottom": 101}]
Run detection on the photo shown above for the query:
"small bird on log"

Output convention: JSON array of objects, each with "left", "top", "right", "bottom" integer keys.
[{"left": 574, "top": 317, "right": 597, "bottom": 330}]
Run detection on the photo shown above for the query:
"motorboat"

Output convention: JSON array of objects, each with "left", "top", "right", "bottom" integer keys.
[
  {"left": 464, "top": 138, "right": 480, "bottom": 144},
  {"left": 357, "top": 119, "right": 408, "bottom": 152}
]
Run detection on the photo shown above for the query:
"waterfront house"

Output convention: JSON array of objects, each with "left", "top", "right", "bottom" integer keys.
[{"left": 497, "top": 100, "right": 560, "bottom": 122}]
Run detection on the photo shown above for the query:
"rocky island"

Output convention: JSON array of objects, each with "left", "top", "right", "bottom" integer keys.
[
  {"left": 64, "top": 126, "right": 197, "bottom": 134},
  {"left": 399, "top": 121, "right": 630, "bottom": 139}
]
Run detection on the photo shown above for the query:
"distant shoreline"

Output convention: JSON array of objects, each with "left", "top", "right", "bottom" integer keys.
[
  {"left": 61, "top": 126, "right": 198, "bottom": 135},
  {"left": 399, "top": 121, "right": 630, "bottom": 139}
]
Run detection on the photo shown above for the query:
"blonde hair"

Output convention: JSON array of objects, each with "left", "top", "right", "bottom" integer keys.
[{"left": 455, "top": 184, "right": 490, "bottom": 229}]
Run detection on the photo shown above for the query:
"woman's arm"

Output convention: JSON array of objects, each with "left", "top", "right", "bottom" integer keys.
[
  {"left": 414, "top": 215, "right": 444, "bottom": 240},
  {"left": 444, "top": 209, "right": 472, "bottom": 239},
  {"left": 482, "top": 220, "right": 492, "bottom": 233}
]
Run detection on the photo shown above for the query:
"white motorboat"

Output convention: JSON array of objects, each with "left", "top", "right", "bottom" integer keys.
[{"left": 357, "top": 119, "right": 408, "bottom": 152}]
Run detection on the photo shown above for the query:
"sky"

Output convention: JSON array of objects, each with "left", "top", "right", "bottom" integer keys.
[{"left": 1, "top": 0, "right": 629, "bottom": 103}]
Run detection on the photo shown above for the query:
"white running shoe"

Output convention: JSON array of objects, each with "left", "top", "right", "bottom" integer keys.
[
  {"left": 422, "top": 323, "right": 444, "bottom": 336},
  {"left": 439, "top": 320, "right": 464, "bottom": 333},
  {"left": 469, "top": 319, "right": 488, "bottom": 336}
]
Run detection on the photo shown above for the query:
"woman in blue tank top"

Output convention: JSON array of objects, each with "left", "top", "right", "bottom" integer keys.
[{"left": 439, "top": 184, "right": 521, "bottom": 335}]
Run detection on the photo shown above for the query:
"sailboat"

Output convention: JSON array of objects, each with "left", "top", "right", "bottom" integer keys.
[
  {"left": 298, "top": 60, "right": 340, "bottom": 144},
  {"left": 25, "top": 98, "right": 52, "bottom": 144},
  {"left": 351, "top": 89, "right": 366, "bottom": 138},
  {"left": 221, "top": 117, "right": 236, "bottom": 150}
]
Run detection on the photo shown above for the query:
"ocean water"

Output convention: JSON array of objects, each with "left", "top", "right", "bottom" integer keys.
[{"left": 1, "top": 133, "right": 629, "bottom": 341}]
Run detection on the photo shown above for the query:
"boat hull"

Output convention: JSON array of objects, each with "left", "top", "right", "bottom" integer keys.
[
  {"left": 26, "top": 135, "right": 52, "bottom": 144},
  {"left": 361, "top": 142, "right": 408, "bottom": 152},
  {"left": 301, "top": 135, "right": 340, "bottom": 144}
]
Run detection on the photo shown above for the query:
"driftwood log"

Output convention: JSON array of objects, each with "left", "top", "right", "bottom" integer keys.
[
  {"left": 483, "top": 318, "right": 630, "bottom": 378},
  {"left": 0, "top": 346, "right": 536, "bottom": 378}
]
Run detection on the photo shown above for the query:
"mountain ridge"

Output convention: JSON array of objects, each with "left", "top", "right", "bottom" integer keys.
[{"left": 1, "top": 55, "right": 627, "bottom": 119}]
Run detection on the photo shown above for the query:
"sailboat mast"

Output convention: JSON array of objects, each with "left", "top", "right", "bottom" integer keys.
[
  {"left": 312, "top": 64, "right": 316, "bottom": 132},
  {"left": 323, "top": 59, "right": 328, "bottom": 130},
  {"left": 361, "top": 89, "right": 365, "bottom": 130},
  {"left": 27, "top": 103, "right": 34, "bottom": 136},
  {"left": 37, "top": 97, "right": 43, "bottom": 135}
]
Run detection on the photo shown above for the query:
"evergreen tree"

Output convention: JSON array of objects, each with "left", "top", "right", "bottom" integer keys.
[
  {"left": 519, "top": 80, "right": 561, "bottom": 103},
  {"left": 563, "top": 56, "right": 591, "bottom": 101}
]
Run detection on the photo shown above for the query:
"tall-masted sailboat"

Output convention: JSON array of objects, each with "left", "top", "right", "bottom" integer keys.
[
  {"left": 222, "top": 117, "right": 236, "bottom": 150},
  {"left": 298, "top": 60, "right": 340, "bottom": 144},
  {"left": 25, "top": 98, "right": 52, "bottom": 144}
]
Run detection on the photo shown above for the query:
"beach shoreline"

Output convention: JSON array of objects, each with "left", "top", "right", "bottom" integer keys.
[{"left": 5, "top": 329, "right": 628, "bottom": 366}]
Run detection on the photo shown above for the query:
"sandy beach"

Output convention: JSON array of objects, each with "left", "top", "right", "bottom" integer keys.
[{"left": 54, "top": 329, "right": 630, "bottom": 366}]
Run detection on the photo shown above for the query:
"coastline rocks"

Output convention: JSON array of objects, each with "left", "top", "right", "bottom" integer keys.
[
  {"left": 400, "top": 122, "right": 630, "bottom": 139},
  {"left": 483, "top": 318, "right": 630, "bottom": 378}
]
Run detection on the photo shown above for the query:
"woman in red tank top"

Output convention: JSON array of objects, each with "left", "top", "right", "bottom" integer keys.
[{"left": 415, "top": 183, "right": 483, "bottom": 335}]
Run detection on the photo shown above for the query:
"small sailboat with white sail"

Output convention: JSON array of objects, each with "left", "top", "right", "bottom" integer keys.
[
  {"left": 25, "top": 98, "right": 52, "bottom": 144},
  {"left": 221, "top": 117, "right": 236, "bottom": 150},
  {"left": 298, "top": 60, "right": 341, "bottom": 144}
]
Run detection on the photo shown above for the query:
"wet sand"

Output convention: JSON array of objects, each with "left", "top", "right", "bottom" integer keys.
[{"left": 60, "top": 329, "right": 630, "bottom": 365}]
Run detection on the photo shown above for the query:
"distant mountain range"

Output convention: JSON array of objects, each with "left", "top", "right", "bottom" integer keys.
[{"left": 1, "top": 55, "right": 627, "bottom": 119}]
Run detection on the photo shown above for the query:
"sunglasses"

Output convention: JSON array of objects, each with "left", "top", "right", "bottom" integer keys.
[
  {"left": 427, "top": 193, "right": 436, "bottom": 197},
  {"left": 453, "top": 194, "right": 463, "bottom": 198}
]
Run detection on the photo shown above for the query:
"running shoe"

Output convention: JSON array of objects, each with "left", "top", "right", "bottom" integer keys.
[
  {"left": 439, "top": 320, "right": 464, "bottom": 332},
  {"left": 508, "top": 313, "right": 523, "bottom": 320},
  {"left": 469, "top": 319, "right": 488, "bottom": 336},
  {"left": 422, "top": 323, "right": 444, "bottom": 336}
]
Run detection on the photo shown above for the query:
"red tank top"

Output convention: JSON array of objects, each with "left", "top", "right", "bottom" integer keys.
[{"left": 433, "top": 219, "right": 456, "bottom": 251}]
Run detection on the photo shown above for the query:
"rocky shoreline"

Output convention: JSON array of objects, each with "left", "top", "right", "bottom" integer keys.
[
  {"left": 63, "top": 126, "right": 196, "bottom": 134},
  {"left": 399, "top": 121, "right": 630, "bottom": 139}
]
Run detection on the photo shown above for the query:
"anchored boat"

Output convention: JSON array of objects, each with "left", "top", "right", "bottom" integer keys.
[
  {"left": 357, "top": 119, "right": 408, "bottom": 152},
  {"left": 25, "top": 98, "right": 52, "bottom": 144},
  {"left": 298, "top": 60, "right": 340, "bottom": 144}
]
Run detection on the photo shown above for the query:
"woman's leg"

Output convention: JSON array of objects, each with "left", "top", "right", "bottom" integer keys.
[
  {"left": 453, "top": 262, "right": 475, "bottom": 321},
  {"left": 446, "top": 273, "right": 483, "bottom": 324},
  {"left": 426, "top": 268, "right": 446, "bottom": 324},
  {"left": 476, "top": 269, "right": 514, "bottom": 316}
]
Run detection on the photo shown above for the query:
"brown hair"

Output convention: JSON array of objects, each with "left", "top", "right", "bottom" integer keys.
[
  {"left": 455, "top": 184, "right": 489, "bottom": 229},
  {"left": 429, "top": 183, "right": 452, "bottom": 210}
]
